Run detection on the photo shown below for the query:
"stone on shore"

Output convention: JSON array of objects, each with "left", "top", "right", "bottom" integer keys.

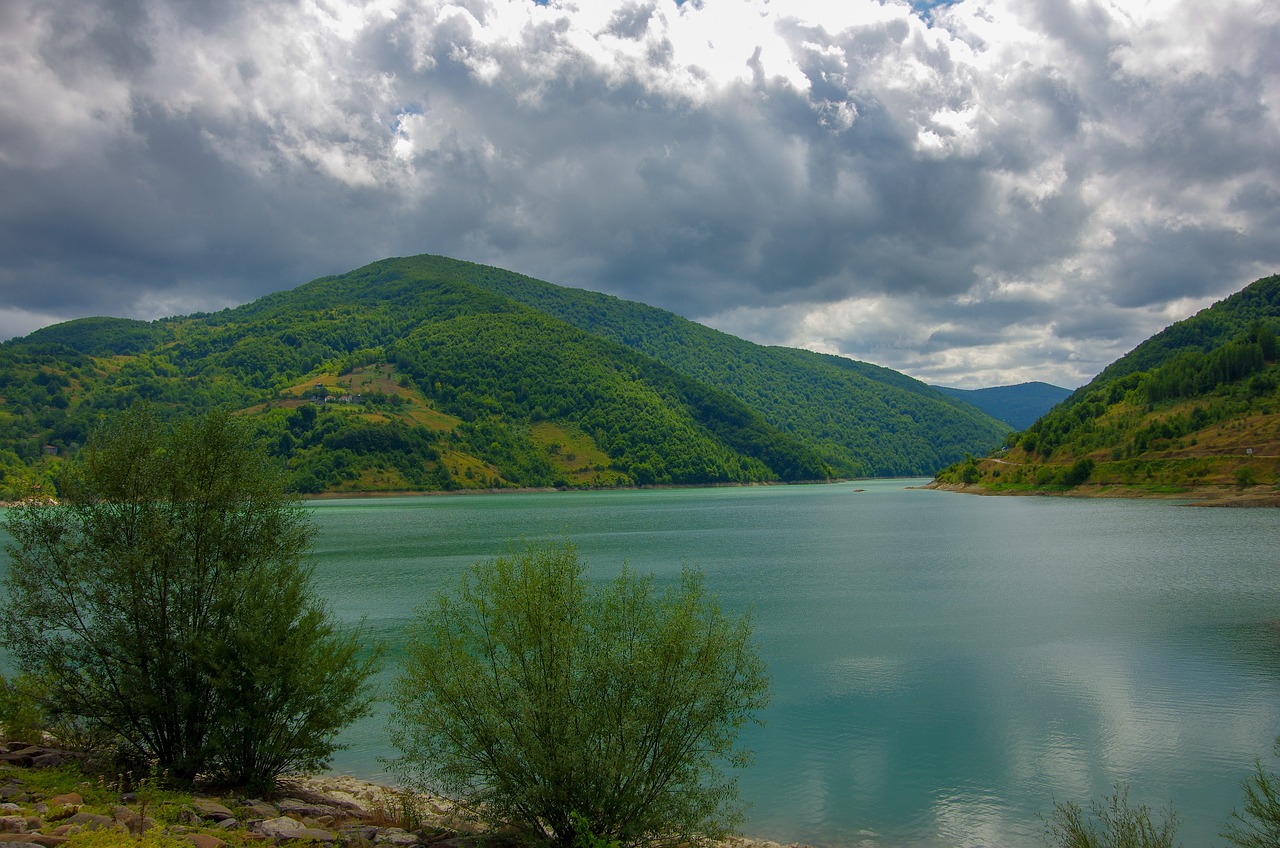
[
  {"left": 241, "top": 801, "right": 281, "bottom": 821},
  {"left": 191, "top": 800, "right": 236, "bottom": 822}
]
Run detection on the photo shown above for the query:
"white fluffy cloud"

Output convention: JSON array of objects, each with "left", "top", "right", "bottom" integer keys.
[{"left": 2, "top": 0, "right": 1278, "bottom": 387}]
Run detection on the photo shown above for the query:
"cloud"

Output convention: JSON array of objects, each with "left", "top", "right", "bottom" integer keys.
[{"left": 1, "top": 0, "right": 1278, "bottom": 388}]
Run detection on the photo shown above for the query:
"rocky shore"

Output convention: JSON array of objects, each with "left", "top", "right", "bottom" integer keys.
[{"left": 0, "top": 742, "right": 802, "bottom": 848}]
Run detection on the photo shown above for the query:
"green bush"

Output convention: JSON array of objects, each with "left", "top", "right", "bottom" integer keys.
[
  {"left": 388, "top": 541, "right": 770, "bottom": 848},
  {"left": 63, "top": 830, "right": 190, "bottom": 848},
  {"left": 1062, "top": 457, "right": 1096, "bottom": 487},
  {"left": 1045, "top": 786, "right": 1181, "bottom": 848},
  {"left": 1, "top": 404, "right": 379, "bottom": 792},
  {"left": 1222, "top": 739, "right": 1280, "bottom": 848},
  {"left": 0, "top": 674, "right": 48, "bottom": 742}
]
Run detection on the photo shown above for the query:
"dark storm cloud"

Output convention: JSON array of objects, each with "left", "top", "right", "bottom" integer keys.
[{"left": 1, "top": 0, "right": 1278, "bottom": 388}]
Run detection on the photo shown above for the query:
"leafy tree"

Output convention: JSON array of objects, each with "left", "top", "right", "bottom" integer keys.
[
  {"left": 1045, "top": 786, "right": 1181, "bottom": 848},
  {"left": 388, "top": 541, "right": 770, "bottom": 848},
  {"left": 1062, "top": 457, "right": 1096, "bottom": 486},
  {"left": 0, "top": 404, "right": 378, "bottom": 791},
  {"left": 1222, "top": 739, "right": 1280, "bottom": 848}
]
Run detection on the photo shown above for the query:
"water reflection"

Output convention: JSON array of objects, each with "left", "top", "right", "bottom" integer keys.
[{"left": 278, "top": 487, "right": 1280, "bottom": 848}]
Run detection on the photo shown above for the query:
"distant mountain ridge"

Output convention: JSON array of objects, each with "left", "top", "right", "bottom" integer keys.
[
  {"left": 933, "top": 382, "right": 1072, "bottom": 429},
  {"left": 0, "top": 254, "right": 1010, "bottom": 497},
  {"left": 934, "top": 273, "right": 1280, "bottom": 498}
]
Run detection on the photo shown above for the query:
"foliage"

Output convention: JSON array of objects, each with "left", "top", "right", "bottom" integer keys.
[
  {"left": 388, "top": 541, "right": 770, "bottom": 848},
  {"left": 937, "top": 275, "right": 1280, "bottom": 494},
  {"left": 1222, "top": 740, "right": 1280, "bottom": 848},
  {"left": 571, "top": 812, "right": 624, "bottom": 848},
  {"left": 444, "top": 254, "right": 1011, "bottom": 476},
  {"left": 0, "top": 762, "right": 120, "bottom": 807},
  {"left": 0, "top": 404, "right": 379, "bottom": 792},
  {"left": 0, "top": 254, "right": 1011, "bottom": 493},
  {"left": 1091, "top": 275, "right": 1280, "bottom": 386},
  {"left": 63, "top": 828, "right": 191, "bottom": 848},
  {"left": 1045, "top": 786, "right": 1181, "bottom": 848},
  {"left": 0, "top": 673, "right": 48, "bottom": 742}
]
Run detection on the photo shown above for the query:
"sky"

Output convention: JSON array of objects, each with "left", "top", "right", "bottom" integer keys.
[{"left": 2, "top": 0, "right": 1278, "bottom": 389}]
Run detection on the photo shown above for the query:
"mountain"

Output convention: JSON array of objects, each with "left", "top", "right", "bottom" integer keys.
[
  {"left": 0, "top": 255, "right": 1010, "bottom": 497},
  {"left": 933, "top": 382, "right": 1072, "bottom": 429},
  {"left": 380, "top": 255, "right": 1010, "bottom": 477},
  {"left": 934, "top": 273, "right": 1280, "bottom": 498}
]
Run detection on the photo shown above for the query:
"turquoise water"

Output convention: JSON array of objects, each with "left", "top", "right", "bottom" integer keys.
[
  {"left": 302, "top": 482, "right": 1280, "bottom": 847},
  {"left": 8, "top": 482, "right": 1280, "bottom": 846}
]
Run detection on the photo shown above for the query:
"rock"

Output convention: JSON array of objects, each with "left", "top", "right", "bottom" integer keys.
[
  {"left": 428, "top": 837, "right": 492, "bottom": 848},
  {"left": 28, "top": 755, "right": 62, "bottom": 770},
  {"left": 187, "top": 834, "right": 226, "bottom": 848},
  {"left": 214, "top": 819, "right": 241, "bottom": 831},
  {"left": 0, "top": 818, "right": 26, "bottom": 834},
  {"left": 316, "top": 792, "right": 371, "bottom": 818},
  {"left": 255, "top": 817, "right": 306, "bottom": 839},
  {"left": 0, "top": 787, "right": 26, "bottom": 802},
  {"left": 46, "top": 795, "right": 81, "bottom": 809},
  {"left": 63, "top": 812, "right": 114, "bottom": 831},
  {"left": 340, "top": 825, "right": 377, "bottom": 843},
  {"left": 14, "top": 837, "right": 69, "bottom": 848},
  {"left": 192, "top": 800, "right": 236, "bottom": 822},
  {"left": 242, "top": 801, "right": 280, "bottom": 821},
  {"left": 290, "top": 829, "right": 336, "bottom": 844},
  {"left": 276, "top": 800, "right": 340, "bottom": 820},
  {"left": 370, "top": 827, "right": 421, "bottom": 846},
  {"left": 113, "top": 806, "right": 156, "bottom": 834}
]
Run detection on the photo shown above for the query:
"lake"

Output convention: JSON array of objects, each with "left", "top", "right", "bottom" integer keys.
[
  {"left": 300, "top": 481, "right": 1280, "bottom": 848},
  {"left": 7, "top": 481, "right": 1280, "bottom": 847}
]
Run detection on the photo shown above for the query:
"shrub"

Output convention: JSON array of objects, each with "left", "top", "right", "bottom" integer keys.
[
  {"left": 1045, "top": 786, "right": 1181, "bottom": 848},
  {"left": 63, "top": 830, "right": 190, "bottom": 848},
  {"left": 1062, "top": 457, "right": 1096, "bottom": 487},
  {"left": 1222, "top": 739, "right": 1280, "bottom": 848},
  {"left": 0, "top": 674, "right": 48, "bottom": 742},
  {"left": 1, "top": 404, "right": 379, "bottom": 792},
  {"left": 388, "top": 541, "right": 770, "bottom": 848}
]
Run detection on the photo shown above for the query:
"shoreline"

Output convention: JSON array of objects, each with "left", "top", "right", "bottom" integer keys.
[
  {"left": 300, "top": 477, "right": 877, "bottom": 501},
  {"left": 293, "top": 773, "right": 808, "bottom": 848},
  {"left": 922, "top": 480, "right": 1280, "bottom": 507}
]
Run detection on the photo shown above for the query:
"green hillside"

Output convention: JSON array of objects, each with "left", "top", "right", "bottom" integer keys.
[
  {"left": 370, "top": 255, "right": 1010, "bottom": 477},
  {"left": 0, "top": 255, "right": 1009, "bottom": 498},
  {"left": 934, "top": 274, "right": 1280, "bottom": 499}
]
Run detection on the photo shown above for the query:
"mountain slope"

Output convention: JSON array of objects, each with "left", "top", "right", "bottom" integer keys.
[
  {"left": 934, "top": 274, "right": 1280, "bottom": 498},
  {"left": 367, "top": 255, "right": 1011, "bottom": 476},
  {"left": 933, "top": 382, "right": 1072, "bottom": 429},
  {"left": 0, "top": 255, "right": 1009, "bottom": 497}
]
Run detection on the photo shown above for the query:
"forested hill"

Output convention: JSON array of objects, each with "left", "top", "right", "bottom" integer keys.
[
  {"left": 935, "top": 273, "right": 1280, "bottom": 497},
  {"left": 389, "top": 255, "right": 1010, "bottom": 477},
  {"left": 0, "top": 254, "right": 1009, "bottom": 497}
]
